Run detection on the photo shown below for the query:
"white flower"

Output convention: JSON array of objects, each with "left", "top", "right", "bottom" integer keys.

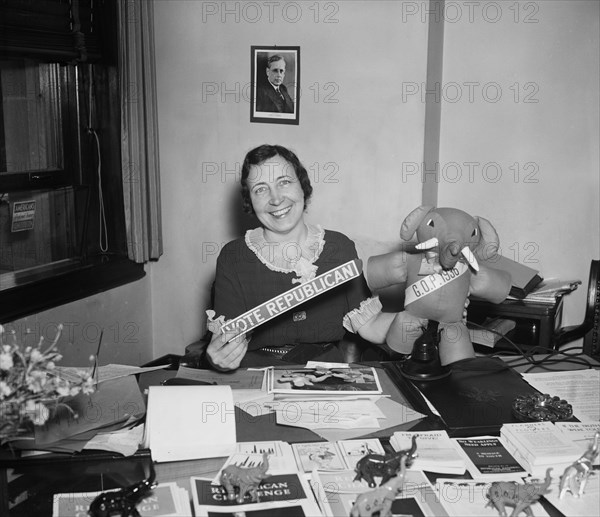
[
  {"left": 0, "top": 381, "right": 12, "bottom": 399},
  {"left": 291, "top": 257, "right": 318, "bottom": 284},
  {"left": 81, "top": 377, "right": 95, "bottom": 395},
  {"left": 0, "top": 351, "right": 13, "bottom": 371},
  {"left": 0, "top": 322, "right": 96, "bottom": 443},
  {"left": 29, "top": 349, "right": 44, "bottom": 363},
  {"left": 55, "top": 381, "right": 71, "bottom": 397},
  {"left": 23, "top": 400, "right": 50, "bottom": 426},
  {"left": 26, "top": 370, "right": 48, "bottom": 393}
]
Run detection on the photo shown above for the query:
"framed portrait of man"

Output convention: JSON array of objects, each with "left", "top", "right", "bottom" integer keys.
[{"left": 250, "top": 46, "right": 300, "bottom": 125}]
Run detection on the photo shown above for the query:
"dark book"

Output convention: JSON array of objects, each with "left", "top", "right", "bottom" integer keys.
[
  {"left": 510, "top": 274, "right": 544, "bottom": 299},
  {"left": 386, "top": 356, "right": 542, "bottom": 437},
  {"left": 487, "top": 255, "right": 543, "bottom": 299},
  {"left": 455, "top": 437, "right": 527, "bottom": 476}
]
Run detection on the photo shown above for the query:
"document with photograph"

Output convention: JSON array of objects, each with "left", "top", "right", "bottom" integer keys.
[
  {"left": 268, "top": 365, "right": 382, "bottom": 396},
  {"left": 292, "top": 441, "right": 347, "bottom": 472}
]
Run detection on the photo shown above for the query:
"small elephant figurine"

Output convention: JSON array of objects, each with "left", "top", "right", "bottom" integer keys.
[
  {"left": 220, "top": 453, "right": 270, "bottom": 503},
  {"left": 350, "top": 455, "right": 411, "bottom": 517},
  {"left": 559, "top": 430, "right": 600, "bottom": 498},
  {"left": 89, "top": 467, "right": 157, "bottom": 517},
  {"left": 367, "top": 206, "right": 512, "bottom": 365}
]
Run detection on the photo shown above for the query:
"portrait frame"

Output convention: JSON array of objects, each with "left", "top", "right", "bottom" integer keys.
[{"left": 250, "top": 45, "right": 300, "bottom": 125}]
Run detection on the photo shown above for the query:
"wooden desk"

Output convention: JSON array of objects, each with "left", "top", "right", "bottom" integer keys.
[
  {"left": 1, "top": 355, "right": 597, "bottom": 516},
  {"left": 468, "top": 296, "right": 565, "bottom": 352}
]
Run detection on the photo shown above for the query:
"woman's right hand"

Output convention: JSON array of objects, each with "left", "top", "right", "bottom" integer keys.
[{"left": 205, "top": 328, "right": 249, "bottom": 371}]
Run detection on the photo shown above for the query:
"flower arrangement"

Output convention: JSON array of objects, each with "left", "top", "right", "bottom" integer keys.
[{"left": 0, "top": 323, "right": 95, "bottom": 445}]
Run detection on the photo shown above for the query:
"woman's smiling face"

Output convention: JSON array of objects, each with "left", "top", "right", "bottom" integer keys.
[{"left": 247, "top": 154, "right": 305, "bottom": 238}]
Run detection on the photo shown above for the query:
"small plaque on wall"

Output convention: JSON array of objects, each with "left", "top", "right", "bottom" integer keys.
[
  {"left": 11, "top": 200, "right": 36, "bottom": 232},
  {"left": 250, "top": 45, "right": 300, "bottom": 125}
]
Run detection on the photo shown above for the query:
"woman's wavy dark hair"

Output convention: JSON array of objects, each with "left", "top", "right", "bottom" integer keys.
[{"left": 240, "top": 144, "right": 313, "bottom": 214}]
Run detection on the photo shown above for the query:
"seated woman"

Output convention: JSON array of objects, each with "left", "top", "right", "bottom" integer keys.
[{"left": 203, "top": 144, "right": 424, "bottom": 371}]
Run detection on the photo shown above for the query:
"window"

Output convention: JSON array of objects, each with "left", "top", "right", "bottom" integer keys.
[{"left": 0, "top": 0, "right": 145, "bottom": 323}]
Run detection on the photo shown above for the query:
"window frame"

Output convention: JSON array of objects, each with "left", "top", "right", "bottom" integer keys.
[{"left": 0, "top": 0, "right": 146, "bottom": 324}]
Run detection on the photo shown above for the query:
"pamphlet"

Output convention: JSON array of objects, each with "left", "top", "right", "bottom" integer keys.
[
  {"left": 311, "top": 468, "right": 444, "bottom": 517},
  {"left": 554, "top": 422, "right": 600, "bottom": 465},
  {"left": 390, "top": 431, "right": 466, "bottom": 475},
  {"left": 434, "top": 478, "right": 550, "bottom": 517},
  {"left": 214, "top": 441, "right": 297, "bottom": 481},
  {"left": 500, "top": 422, "right": 581, "bottom": 477},
  {"left": 453, "top": 436, "right": 527, "bottom": 480},
  {"left": 53, "top": 482, "right": 191, "bottom": 517},
  {"left": 191, "top": 473, "right": 321, "bottom": 516},
  {"left": 291, "top": 438, "right": 385, "bottom": 473}
]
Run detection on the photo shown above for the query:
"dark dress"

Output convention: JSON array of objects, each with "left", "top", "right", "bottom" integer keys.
[{"left": 213, "top": 228, "right": 372, "bottom": 351}]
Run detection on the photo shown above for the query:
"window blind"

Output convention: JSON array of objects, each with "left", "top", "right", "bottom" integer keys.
[{"left": 0, "top": 0, "right": 106, "bottom": 63}]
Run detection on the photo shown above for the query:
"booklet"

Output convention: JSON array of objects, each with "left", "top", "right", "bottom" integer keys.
[
  {"left": 311, "top": 468, "right": 445, "bottom": 517},
  {"left": 554, "top": 422, "right": 600, "bottom": 465},
  {"left": 214, "top": 441, "right": 297, "bottom": 481},
  {"left": 453, "top": 436, "right": 527, "bottom": 480},
  {"left": 390, "top": 431, "right": 466, "bottom": 475},
  {"left": 267, "top": 365, "right": 382, "bottom": 396},
  {"left": 191, "top": 473, "right": 321, "bottom": 516},
  {"left": 434, "top": 478, "right": 550, "bottom": 517},
  {"left": 53, "top": 482, "right": 191, "bottom": 517},
  {"left": 500, "top": 422, "right": 581, "bottom": 466},
  {"left": 291, "top": 438, "right": 385, "bottom": 473}
]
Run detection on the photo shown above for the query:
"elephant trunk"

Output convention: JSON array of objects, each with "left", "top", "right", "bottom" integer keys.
[{"left": 439, "top": 242, "right": 479, "bottom": 271}]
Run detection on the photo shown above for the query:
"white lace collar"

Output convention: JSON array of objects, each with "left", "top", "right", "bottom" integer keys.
[{"left": 245, "top": 224, "right": 325, "bottom": 284}]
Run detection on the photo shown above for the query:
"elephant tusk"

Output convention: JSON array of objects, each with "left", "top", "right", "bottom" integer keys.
[
  {"left": 461, "top": 246, "right": 479, "bottom": 271},
  {"left": 416, "top": 237, "right": 439, "bottom": 250}
]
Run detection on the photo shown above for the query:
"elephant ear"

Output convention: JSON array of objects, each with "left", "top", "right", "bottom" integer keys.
[
  {"left": 400, "top": 205, "right": 435, "bottom": 241},
  {"left": 474, "top": 216, "right": 500, "bottom": 262}
]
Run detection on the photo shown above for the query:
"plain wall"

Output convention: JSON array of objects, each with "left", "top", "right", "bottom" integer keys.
[
  {"left": 2, "top": 277, "right": 153, "bottom": 367},
  {"left": 438, "top": 0, "right": 600, "bottom": 329}
]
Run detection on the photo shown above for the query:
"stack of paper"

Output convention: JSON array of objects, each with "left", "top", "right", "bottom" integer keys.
[
  {"left": 500, "top": 422, "right": 581, "bottom": 477},
  {"left": 507, "top": 278, "right": 581, "bottom": 304},
  {"left": 53, "top": 482, "right": 191, "bottom": 517},
  {"left": 12, "top": 375, "right": 146, "bottom": 455},
  {"left": 521, "top": 369, "right": 600, "bottom": 422},
  {"left": 390, "top": 431, "right": 466, "bottom": 474},
  {"left": 468, "top": 317, "right": 516, "bottom": 348},
  {"left": 143, "top": 385, "right": 237, "bottom": 462},
  {"left": 273, "top": 398, "right": 386, "bottom": 429},
  {"left": 554, "top": 422, "right": 600, "bottom": 465}
]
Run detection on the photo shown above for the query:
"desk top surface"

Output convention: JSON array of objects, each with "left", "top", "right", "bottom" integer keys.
[{"left": 2, "top": 354, "right": 598, "bottom": 517}]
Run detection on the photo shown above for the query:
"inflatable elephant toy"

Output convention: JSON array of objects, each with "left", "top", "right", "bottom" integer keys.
[{"left": 367, "top": 206, "right": 512, "bottom": 365}]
